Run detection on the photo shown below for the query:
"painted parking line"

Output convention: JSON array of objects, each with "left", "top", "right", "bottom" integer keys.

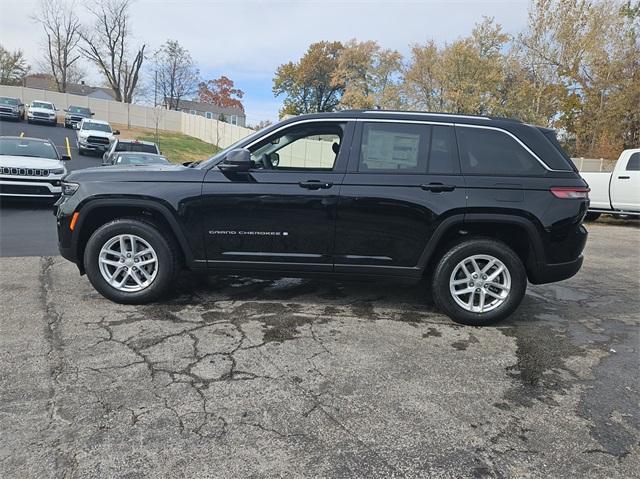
[{"left": 65, "top": 137, "right": 71, "bottom": 157}]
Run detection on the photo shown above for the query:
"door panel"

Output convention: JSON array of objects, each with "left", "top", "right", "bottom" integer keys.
[
  {"left": 199, "top": 121, "right": 353, "bottom": 271},
  {"left": 611, "top": 152, "right": 640, "bottom": 211},
  {"left": 334, "top": 121, "right": 466, "bottom": 273}
]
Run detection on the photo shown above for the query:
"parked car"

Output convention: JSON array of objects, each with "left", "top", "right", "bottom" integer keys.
[
  {"left": 0, "top": 136, "right": 70, "bottom": 199},
  {"left": 55, "top": 110, "right": 589, "bottom": 326},
  {"left": 0, "top": 96, "right": 25, "bottom": 121},
  {"left": 27, "top": 100, "right": 58, "bottom": 125},
  {"left": 105, "top": 152, "right": 169, "bottom": 166},
  {"left": 102, "top": 139, "right": 160, "bottom": 165},
  {"left": 76, "top": 119, "right": 119, "bottom": 156},
  {"left": 580, "top": 149, "right": 640, "bottom": 220},
  {"left": 64, "top": 105, "right": 94, "bottom": 129}
]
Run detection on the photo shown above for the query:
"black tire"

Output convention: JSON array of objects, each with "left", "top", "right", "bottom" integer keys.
[
  {"left": 83, "top": 218, "right": 180, "bottom": 304},
  {"left": 432, "top": 238, "right": 527, "bottom": 326},
  {"left": 584, "top": 212, "right": 601, "bottom": 222}
]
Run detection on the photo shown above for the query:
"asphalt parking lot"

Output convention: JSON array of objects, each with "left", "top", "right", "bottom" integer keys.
[
  {"left": 0, "top": 119, "right": 101, "bottom": 257},
  {"left": 0, "top": 221, "right": 638, "bottom": 478}
]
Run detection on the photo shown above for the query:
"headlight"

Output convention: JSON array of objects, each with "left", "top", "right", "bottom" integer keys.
[
  {"left": 61, "top": 181, "right": 79, "bottom": 196},
  {"left": 51, "top": 168, "right": 65, "bottom": 175}
]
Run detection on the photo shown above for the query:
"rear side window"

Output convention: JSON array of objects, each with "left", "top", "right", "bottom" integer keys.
[
  {"left": 626, "top": 152, "right": 640, "bottom": 171},
  {"left": 359, "top": 123, "right": 428, "bottom": 173},
  {"left": 456, "top": 126, "right": 546, "bottom": 176},
  {"left": 115, "top": 142, "right": 157, "bottom": 153},
  {"left": 428, "top": 126, "right": 458, "bottom": 174}
]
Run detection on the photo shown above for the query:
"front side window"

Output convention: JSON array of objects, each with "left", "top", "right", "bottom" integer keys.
[
  {"left": 250, "top": 123, "right": 345, "bottom": 171},
  {"left": 456, "top": 126, "right": 545, "bottom": 176},
  {"left": 626, "top": 152, "right": 640, "bottom": 171}
]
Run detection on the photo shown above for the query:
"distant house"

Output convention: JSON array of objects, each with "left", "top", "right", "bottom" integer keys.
[
  {"left": 169, "top": 98, "right": 246, "bottom": 127},
  {"left": 24, "top": 74, "right": 116, "bottom": 101}
]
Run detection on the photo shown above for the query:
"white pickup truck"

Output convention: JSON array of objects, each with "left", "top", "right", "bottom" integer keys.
[{"left": 581, "top": 148, "right": 640, "bottom": 221}]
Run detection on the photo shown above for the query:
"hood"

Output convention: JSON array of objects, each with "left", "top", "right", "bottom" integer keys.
[
  {"left": 64, "top": 163, "right": 203, "bottom": 183},
  {"left": 78, "top": 129, "right": 113, "bottom": 138},
  {"left": 0, "top": 155, "right": 65, "bottom": 170},
  {"left": 29, "top": 106, "right": 56, "bottom": 115}
]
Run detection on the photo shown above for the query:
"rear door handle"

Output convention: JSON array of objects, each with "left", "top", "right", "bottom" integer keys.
[
  {"left": 420, "top": 183, "right": 456, "bottom": 193},
  {"left": 618, "top": 176, "right": 630, "bottom": 179},
  {"left": 299, "top": 180, "right": 333, "bottom": 190}
]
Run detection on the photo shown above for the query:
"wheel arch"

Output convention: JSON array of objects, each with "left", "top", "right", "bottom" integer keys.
[
  {"left": 73, "top": 198, "right": 194, "bottom": 273},
  {"left": 418, "top": 213, "right": 545, "bottom": 280}
]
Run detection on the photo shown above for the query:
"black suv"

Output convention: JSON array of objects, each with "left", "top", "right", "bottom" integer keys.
[{"left": 55, "top": 111, "right": 589, "bottom": 325}]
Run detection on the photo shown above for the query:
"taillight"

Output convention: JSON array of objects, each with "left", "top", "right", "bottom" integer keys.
[{"left": 550, "top": 187, "right": 590, "bottom": 199}]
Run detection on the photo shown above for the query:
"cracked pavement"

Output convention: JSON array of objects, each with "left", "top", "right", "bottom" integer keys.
[{"left": 0, "top": 223, "right": 638, "bottom": 478}]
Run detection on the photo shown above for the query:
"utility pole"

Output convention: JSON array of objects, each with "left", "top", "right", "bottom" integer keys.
[{"left": 154, "top": 69, "right": 158, "bottom": 107}]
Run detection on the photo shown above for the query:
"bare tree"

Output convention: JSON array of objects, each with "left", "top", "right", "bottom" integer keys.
[
  {"left": 32, "top": 0, "right": 82, "bottom": 92},
  {"left": 0, "top": 44, "right": 30, "bottom": 85},
  {"left": 79, "top": 0, "right": 145, "bottom": 103},
  {"left": 154, "top": 40, "right": 199, "bottom": 110}
]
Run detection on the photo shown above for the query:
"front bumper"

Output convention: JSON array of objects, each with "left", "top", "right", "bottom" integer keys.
[
  {"left": 0, "top": 177, "right": 62, "bottom": 198},
  {"left": 28, "top": 114, "right": 57, "bottom": 123},
  {"left": 78, "top": 140, "right": 109, "bottom": 152},
  {"left": 0, "top": 110, "right": 21, "bottom": 120}
]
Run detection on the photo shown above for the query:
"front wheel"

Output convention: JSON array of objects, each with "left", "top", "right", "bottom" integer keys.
[
  {"left": 84, "top": 219, "right": 179, "bottom": 304},
  {"left": 432, "top": 239, "right": 527, "bottom": 326}
]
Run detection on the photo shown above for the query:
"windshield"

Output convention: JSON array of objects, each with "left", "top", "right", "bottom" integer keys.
[
  {"left": 196, "top": 129, "right": 263, "bottom": 169},
  {"left": 68, "top": 106, "right": 91, "bottom": 115},
  {"left": 31, "top": 101, "right": 54, "bottom": 110},
  {"left": 82, "top": 121, "right": 112, "bottom": 133},
  {"left": 0, "top": 97, "right": 20, "bottom": 106},
  {"left": 0, "top": 138, "right": 58, "bottom": 160},
  {"left": 115, "top": 154, "right": 168, "bottom": 165}
]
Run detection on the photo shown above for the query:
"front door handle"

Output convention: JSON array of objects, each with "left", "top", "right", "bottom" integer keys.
[
  {"left": 618, "top": 176, "right": 630, "bottom": 179},
  {"left": 420, "top": 183, "right": 456, "bottom": 193},
  {"left": 299, "top": 180, "right": 333, "bottom": 190}
]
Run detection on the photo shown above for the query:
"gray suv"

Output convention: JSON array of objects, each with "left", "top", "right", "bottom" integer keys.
[
  {"left": 102, "top": 139, "right": 160, "bottom": 165},
  {"left": 0, "top": 97, "right": 25, "bottom": 121}
]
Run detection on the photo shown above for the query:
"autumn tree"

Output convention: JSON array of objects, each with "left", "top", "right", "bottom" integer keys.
[
  {"left": 79, "top": 0, "right": 145, "bottom": 103},
  {"left": 198, "top": 76, "right": 244, "bottom": 111},
  {"left": 154, "top": 40, "right": 199, "bottom": 110},
  {"left": 0, "top": 44, "right": 30, "bottom": 85},
  {"left": 334, "top": 39, "right": 404, "bottom": 109},
  {"left": 33, "top": 0, "right": 83, "bottom": 92},
  {"left": 273, "top": 41, "right": 344, "bottom": 116},
  {"left": 519, "top": 0, "right": 640, "bottom": 157}
]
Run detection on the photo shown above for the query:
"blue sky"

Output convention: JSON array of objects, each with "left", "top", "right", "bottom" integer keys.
[{"left": 1, "top": 0, "right": 532, "bottom": 123}]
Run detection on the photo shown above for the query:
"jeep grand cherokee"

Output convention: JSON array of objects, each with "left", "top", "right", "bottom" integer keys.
[{"left": 55, "top": 110, "right": 589, "bottom": 325}]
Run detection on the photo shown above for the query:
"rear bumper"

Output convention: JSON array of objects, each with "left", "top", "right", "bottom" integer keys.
[{"left": 529, "top": 254, "right": 584, "bottom": 284}]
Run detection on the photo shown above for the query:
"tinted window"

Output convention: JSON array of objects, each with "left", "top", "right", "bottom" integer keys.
[
  {"left": 82, "top": 121, "right": 112, "bottom": 133},
  {"left": 115, "top": 142, "right": 158, "bottom": 153},
  {"left": 428, "top": 126, "right": 458, "bottom": 174},
  {"left": 115, "top": 154, "right": 168, "bottom": 165},
  {"left": 0, "top": 97, "right": 20, "bottom": 106},
  {"left": 626, "top": 152, "right": 640, "bottom": 171},
  {"left": 32, "top": 101, "right": 54, "bottom": 110},
  {"left": 456, "top": 126, "right": 545, "bottom": 176},
  {"left": 68, "top": 106, "right": 91, "bottom": 115},
  {"left": 359, "top": 123, "right": 428, "bottom": 173}
]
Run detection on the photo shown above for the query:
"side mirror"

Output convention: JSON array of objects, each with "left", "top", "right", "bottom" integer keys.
[
  {"left": 270, "top": 152, "right": 280, "bottom": 167},
  {"left": 113, "top": 130, "right": 120, "bottom": 135},
  {"left": 19, "top": 103, "right": 24, "bottom": 107},
  {"left": 74, "top": 123, "right": 80, "bottom": 130},
  {"left": 64, "top": 109, "right": 68, "bottom": 113},
  {"left": 60, "top": 155, "right": 71, "bottom": 161},
  {"left": 219, "top": 148, "right": 252, "bottom": 173},
  {"left": 90, "top": 112, "right": 95, "bottom": 116}
]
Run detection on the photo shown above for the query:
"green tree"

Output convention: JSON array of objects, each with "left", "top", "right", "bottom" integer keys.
[{"left": 273, "top": 41, "right": 344, "bottom": 116}]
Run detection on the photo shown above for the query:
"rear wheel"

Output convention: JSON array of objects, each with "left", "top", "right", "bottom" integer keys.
[
  {"left": 84, "top": 219, "right": 179, "bottom": 304},
  {"left": 432, "top": 239, "right": 527, "bottom": 326}
]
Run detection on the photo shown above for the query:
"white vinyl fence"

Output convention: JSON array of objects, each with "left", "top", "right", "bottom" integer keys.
[{"left": 0, "top": 85, "right": 255, "bottom": 148}]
